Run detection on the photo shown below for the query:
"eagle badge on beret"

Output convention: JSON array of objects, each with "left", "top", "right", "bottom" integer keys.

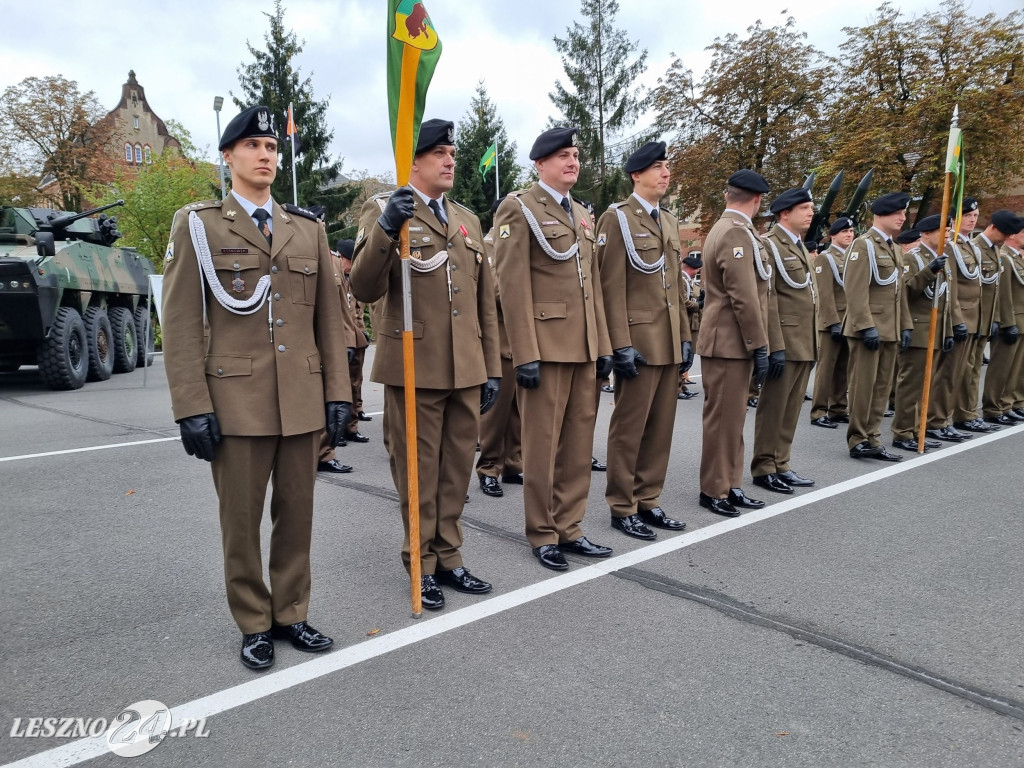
[
  {"left": 499, "top": 224, "right": 510, "bottom": 239},
  {"left": 257, "top": 111, "right": 270, "bottom": 131},
  {"left": 571, "top": 133, "right": 579, "bottom": 147},
  {"left": 733, "top": 247, "right": 744, "bottom": 259}
]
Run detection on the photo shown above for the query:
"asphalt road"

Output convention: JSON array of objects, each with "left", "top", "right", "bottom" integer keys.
[{"left": 1, "top": 350, "right": 1022, "bottom": 767}]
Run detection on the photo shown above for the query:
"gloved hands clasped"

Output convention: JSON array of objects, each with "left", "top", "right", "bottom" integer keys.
[
  {"left": 516, "top": 360, "right": 541, "bottom": 389},
  {"left": 752, "top": 346, "right": 769, "bottom": 387},
  {"left": 480, "top": 378, "right": 500, "bottom": 414},
  {"left": 862, "top": 327, "right": 880, "bottom": 351}
]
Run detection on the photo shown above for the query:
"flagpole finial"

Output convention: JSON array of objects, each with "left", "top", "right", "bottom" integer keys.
[{"left": 952, "top": 104, "right": 959, "bottom": 126}]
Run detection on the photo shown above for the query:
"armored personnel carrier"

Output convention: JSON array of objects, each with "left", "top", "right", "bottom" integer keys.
[{"left": 0, "top": 200, "right": 156, "bottom": 390}]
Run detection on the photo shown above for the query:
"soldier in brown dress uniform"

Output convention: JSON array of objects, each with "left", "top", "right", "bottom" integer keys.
[
  {"left": 980, "top": 212, "right": 1024, "bottom": 424},
  {"left": 596, "top": 141, "right": 690, "bottom": 540},
  {"left": 162, "top": 106, "right": 352, "bottom": 670},
  {"left": 336, "top": 238, "right": 373, "bottom": 441},
  {"left": 679, "top": 253, "right": 703, "bottom": 400},
  {"left": 350, "top": 119, "right": 501, "bottom": 609},
  {"left": 494, "top": 126, "right": 614, "bottom": 570},
  {"left": 810, "top": 217, "right": 855, "bottom": 428},
  {"left": 993, "top": 225, "right": 1024, "bottom": 421}
]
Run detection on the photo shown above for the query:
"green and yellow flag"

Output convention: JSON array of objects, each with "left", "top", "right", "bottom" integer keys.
[
  {"left": 479, "top": 142, "right": 497, "bottom": 179},
  {"left": 945, "top": 118, "right": 964, "bottom": 232},
  {"left": 387, "top": 0, "right": 442, "bottom": 185}
]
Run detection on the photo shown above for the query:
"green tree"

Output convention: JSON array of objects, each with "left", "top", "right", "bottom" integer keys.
[
  {"left": 232, "top": 0, "right": 357, "bottom": 227},
  {"left": 450, "top": 81, "right": 522, "bottom": 231},
  {"left": 549, "top": 0, "right": 650, "bottom": 213},
  {"left": 653, "top": 17, "right": 830, "bottom": 230}
]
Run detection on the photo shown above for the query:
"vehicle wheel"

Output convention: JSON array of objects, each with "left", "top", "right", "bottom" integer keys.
[
  {"left": 84, "top": 307, "right": 115, "bottom": 382},
  {"left": 133, "top": 304, "right": 154, "bottom": 367},
  {"left": 109, "top": 307, "right": 138, "bottom": 374},
  {"left": 37, "top": 307, "right": 88, "bottom": 390}
]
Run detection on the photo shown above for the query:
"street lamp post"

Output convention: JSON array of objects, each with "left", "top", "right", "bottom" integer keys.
[{"left": 213, "top": 96, "right": 226, "bottom": 199}]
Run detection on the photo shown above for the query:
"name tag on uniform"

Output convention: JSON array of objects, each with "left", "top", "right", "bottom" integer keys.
[
  {"left": 220, "top": 248, "right": 249, "bottom": 254},
  {"left": 540, "top": 220, "right": 559, "bottom": 227},
  {"left": 634, "top": 232, "right": 651, "bottom": 238}
]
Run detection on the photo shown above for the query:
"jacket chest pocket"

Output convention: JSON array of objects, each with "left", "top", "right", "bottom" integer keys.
[
  {"left": 287, "top": 255, "right": 318, "bottom": 305},
  {"left": 212, "top": 252, "right": 261, "bottom": 298}
]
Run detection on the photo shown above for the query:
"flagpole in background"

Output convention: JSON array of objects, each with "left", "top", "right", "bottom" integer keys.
[
  {"left": 918, "top": 105, "right": 961, "bottom": 453},
  {"left": 387, "top": 0, "right": 443, "bottom": 618},
  {"left": 494, "top": 140, "right": 500, "bottom": 200},
  {"left": 287, "top": 103, "right": 299, "bottom": 206}
]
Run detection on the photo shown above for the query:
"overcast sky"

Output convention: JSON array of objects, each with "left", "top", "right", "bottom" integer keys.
[{"left": 0, "top": 0, "right": 1018, "bottom": 183}]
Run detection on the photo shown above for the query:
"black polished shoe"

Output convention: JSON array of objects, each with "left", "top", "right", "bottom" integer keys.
[
  {"left": 240, "top": 632, "right": 274, "bottom": 670},
  {"left": 638, "top": 507, "right": 687, "bottom": 530},
  {"left": 1006, "top": 410, "right": 1024, "bottom": 422},
  {"left": 1012, "top": 408, "right": 1024, "bottom": 419},
  {"left": 926, "top": 427, "right": 962, "bottom": 443},
  {"left": 985, "top": 414, "right": 1015, "bottom": 426},
  {"left": 479, "top": 475, "right": 503, "bottom": 497},
  {"left": 955, "top": 419, "right": 996, "bottom": 433},
  {"left": 873, "top": 446, "right": 903, "bottom": 462},
  {"left": 318, "top": 459, "right": 353, "bottom": 473},
  {"left": 727, "top": 488, "right": 765, "bottom": 509},
  {"left": 420, "top": 575, "right": 445, "bottom": 610},
  {"left": 500, "top": 472, "right": 524, "bottom": 484},
  {"left": 849, "top": 441, "right": 883, "bottom": 458},
  {"left": 436, "top": 567, "right": 492, "bottom": 594},
  {"left": 804, "top": 393, "right": 812, "bottom": 401},
  {"left": 777, "top": 470, "right": 814, "bottom": 487},
  {"left": 611, "top": 514, "right": 657, "bottom": 540},
  {"left": 345, "top": 431, "right": 371, "bottom": 443},
  {"left": 533, "top": 544, "right": 569, "bottom": 571},
  {"left": 601, "top": 384, "right": 615, "bottom": 393},
  {"left": 944, "top": 426, "right": 973, "bottom": 440},
  {"left": 560, "top": 536, "right": 613, "bottom": 558},
  {"left": 830, "top": 413, "right": 850, "bottom": 423},
  {"left": 892, "top": 438, "right": 922, "bottom": 452},
  {"left": 752, "top": 473, "right": 794, "bottom": 494},
  {"left": 699, "top": 492, "right": 739, "bottom": 517},
  {"left": 270, "top": 621, "right": 334, "bottom": 652},
  {"left": 677, "top": 390, "right": 698, "bottom": 400},
  {"left": 883, "top": 409, "right": 895, "bottom": 417},
  {"left": 811, "top": 416, "right": 838, "bottom": 429},
  {"left": 747, "top": 397, "right": 758, "bottom": 408},
  {"left": 357, "top": 410, "right": 373, "bottom": 421},
  {"left": 591, "top": 457, "right": 607, "bottom": 471}
]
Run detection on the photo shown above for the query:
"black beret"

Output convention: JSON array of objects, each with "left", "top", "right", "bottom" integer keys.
[
  {"left": 219, "top": 105, "right": 277, "bottom": 151},
  {"left": 335, "top": 239, "right": 355, "bottom": 259},
  {"left": 961, "top": 197, "right": 979, "bottom": 214},
  {"left": 829, "top": 217, "right": 854, "bottom": 236},
  {"left": 804, "top": 240, "right": 819, "bottom": 253},
  {"left": 416, "top": 119, "right": 455, "bottom": 155},
  {"left": 625, "top": 141, "right": 667, "bottom": 174},
  {"left": 870, "top": 192, "right": 910, "bottom": 216},
  {"left": 895, "top": 229, "right": 922, "bottom": 243},
  {"left": 769, "top": 187, "right": 813, "bottom": 215},
  {"left": 490, "top": 195, "right": 506, "bottom": 214},
  {"left": 915, "top": 215, "right": 945, "bottom": 233},
  {"left": 991, "top": 209, "right": 1024, "bottom": 235},
  {"left": 727, "top": 169, "right": 770, "bottom": 194},
  {"left": 529, "top": 127, "right": 579, "bottom": 161},
  {"left": 682, "top": 254, "right": 703, "bottom": 269}
]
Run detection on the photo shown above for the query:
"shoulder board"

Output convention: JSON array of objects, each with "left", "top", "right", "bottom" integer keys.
[
  {"left": 506, "top": 189, "right": 529, "bottom": 199},
  {"left": 447, "top": 198, "right": 478, "bottom": 215},
  {"left": 282, "top": 203, "right": 319, "bottom": 221},
  {"left": 181, "top": 199, "right": 221, "bottom": 212},
  {"left": 608, "top": 202, "right": 626, "bottom": 210},
  {"left": 369, "top": 191, "right": 393, "bottom": 202}
]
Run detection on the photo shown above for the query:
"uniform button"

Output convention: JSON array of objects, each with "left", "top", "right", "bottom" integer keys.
[
  {"left": 666, "top": 283, "right": 672, "bottom": 289},
  {"left": 585, "top": 294, "right": 589, "bottom": 299},
  {"left": 448, "top": 242, "right": 453, "bottom": 248},
  {"left": 379, "top": 247, "right": 386, "bottom": 254},
  {"left": 217, "top": 367, "right": 223, "bottom": 375},
  {"left": 233, "top": 262, "right": 241, "bottom": 269},
  {"left": 278, "top": 345, "right": 286, "bottom": 352},
  {"left": 304, "top": 266, "right": 310, "bottom": 273},
  {"left": 271, "top": 266, "right": 279, "bottom": 273},
  {"left": 276, "top": 319, "right": 284, "bottom": 326},
  {"left": 667, "top": 302, "right": 672, "bottom": 307},
  {"left": 451, "top": 264, "right": 458, "bottom": 271},
  {"left": 453, "top": 286, "right": 460, "bottom": 293},
  {"left": 453, "top": 309, "right": 459, "bottom": 316},
  {"left": 274, "top": 293, "right": 281, "bottom": 300},
  {"left": 540, "top": 312, "right": 546, "bottom": 317}
]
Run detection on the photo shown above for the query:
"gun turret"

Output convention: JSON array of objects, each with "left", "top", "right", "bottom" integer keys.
[{"left": 44, "top": 200, "right": 125, "bottom": 233}]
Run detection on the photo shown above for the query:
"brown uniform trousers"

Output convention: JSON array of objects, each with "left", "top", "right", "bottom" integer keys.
[
  {"left": 983, "top": 246, "right": 1024, "bottom": 416},
  {"left": 752, "top": 228, "right": 817, "bottom": 476},
  {"left": 351, "top": 192, "right": 500, "bottom": 574},
  {"left": 811, "top": 244, "right": 849, "bottom": 420},
  {"left": 596, "top": 197, "right": 689, "bottom": 517},
  {"left": 893, "top": 248, "right": 953, "bottom": 441},
  {"left": 679, "top": 271, "right": 701, "bottom": 392},
  {"left": 1006, "top": 248, "right": 1024, "bottom": 412},
  {"left": 476, "top": 228, "right": 522, "bottom": 480},
  {"left": 162, "top": 193, "right": 351, "bottom": 634},
  {"left": 696, "top": 211, "right": 770, "bottom": 498},
  {"left": 969, "top": 235, "right": 1003, "bottom": 420},
  {"left": 842, "top": 228, "right": 910, "bottom": 449},
  {"left": 494, "top": 184, "right": 611, "bottom": 547},
  {"left": 928, "top": 239, "right": 971, "bottom": 428}
]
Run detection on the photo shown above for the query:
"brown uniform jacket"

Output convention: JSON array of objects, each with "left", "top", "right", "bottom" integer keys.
[
  {"left": 596, "top": 196, "right": 690, "bottom": 366},
  {"left": 999, "top": 245, "right": 1024, "bottom": 330},
  {"left": 493, "top": 183, "right": 611, "bottom": 366},
  {"left": 695, "top": 210, "right": 770, "bottom": 359},
  {"left": 763, "top": 227, "right": 817, "bottom": 362},
  {"left": 350, "top": 193, "right": 501, "bottom": 389},
  {"left": 814, "top": 244, "right": 848, "bottom": 330},
  {"left": 681, "top": 270, "right": 702, "bottom": 332},
  {"left": 900, "top": 245, "right": 955, "bottom": 349},
  {"left": 947, "top": 235, "right": 983, "bottom": 333},
  {"left": 842, "top": 228, "right": 911, "bottom": 342},
  {"left": 162, "top": 193, "right": 351, "bottom": 435},
  {"left": 329, "top": 253, "right": 363, "bottom": 350},
  {"left": 483, "top": 226, "right": 512, "bottom": 360},
  {"left": 973, "top": 233, "right": 1002, "bottom": 332}
]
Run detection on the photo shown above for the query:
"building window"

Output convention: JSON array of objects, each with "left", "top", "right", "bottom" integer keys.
[
  {"left": 124, "top": 143, "right": 133, "bottom": 163},
  {"left": 133, "top": 116, "right": 139, "bottom": 130},
  {"left": 143, "top": 146, "right": 152, "bottom": 164},
  {"left": 135, "top": 144, "right": 143, "bottom": 164}
]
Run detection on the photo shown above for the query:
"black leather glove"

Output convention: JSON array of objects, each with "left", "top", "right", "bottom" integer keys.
[
  {"left": 900, "top": 329, "right": 912, "bottom": 352},
  {"left": 178, "top": 413, "right": 221, "bottom": 462},
  {"left": 697, "top": 289, "right": 705, "bottom": 310},
  {"left": 752, "top": 346, "right": 769, "bottom": 387},
  {"left": 943, "top": 336, "right": 954, "bottom": 353},
  {"left": 325, "top": 401, "right": 352, "bottom": 448},
  {"left": 953, "top": 323, "right": 968, "bottom": 343},
  {"left": 596, "top": 355, "right": 614, "bottom": 380},
  {"left": 612, "top": 346, "right": 647, "bottom": 379},
  {"left": 990, "top": 322, "right": 1000, "bottom": 339},
  {"left": 516, "top": 361, "right": 541, "bottom": 389},
  {"left": 862, "top": 327, "right": 880, "bottom": 351},
  {"left": 680, "top": 341, "right": 694, "bottom": 373},
  {"left": 363, "top": 330, "right": 372, "bottom": 343},
  {"left": 480, "top": 378, "right": 500, "bottom": 414},
  {"left": 829, "top": 323, "right": 843, "bottom": 343},
  {"left": 767, "top": 350, "right": 785, "bottom": 379},
  {"left": 377, "top": 186, "right": 415, "bottom": 239},
  {"left": 1003, "top": 325, "right": 1019, "bottom": 345},
  {"left": 347, "top": 347, "right": 355, "bottom": 364},
  {"left": 928, "top": 256, "right": 946, "bottom": 274}
]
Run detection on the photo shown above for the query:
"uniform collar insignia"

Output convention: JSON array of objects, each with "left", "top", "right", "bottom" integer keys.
[{"left": 225, "top": 209, "right": 237, "bottom": 217}]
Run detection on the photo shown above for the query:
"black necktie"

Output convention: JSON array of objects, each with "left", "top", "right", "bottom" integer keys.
[
  {"left": 253, "top": 208, "right": 272, "bottom": 247},
  {"left": 560, "top": 197, "right": 573, "bottom": 225},
  {"left": 428, "top": 199, "right": 447, "bottom": 229},
  {"left": 651, "top": 208, "right": 661, "bottom": 229}
]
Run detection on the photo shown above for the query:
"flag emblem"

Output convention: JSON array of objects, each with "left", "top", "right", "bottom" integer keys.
[{"left": 391, "top": 1, "right": 439, "bottom": 51}]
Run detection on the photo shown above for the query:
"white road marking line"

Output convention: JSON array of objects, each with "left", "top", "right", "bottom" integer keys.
[
  {"left": 4, "top": 424, "right": 1021, "bottom": 768},
  {"left": 0, "top": 437, "right": 180, "bottom": 463}
]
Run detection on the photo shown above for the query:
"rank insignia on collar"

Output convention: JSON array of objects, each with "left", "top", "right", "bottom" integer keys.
[
  {"left": 636, "top": 208, "right": 643, "bottom": 216},
  {"left": 733, "top": 247, "right": 744, "bottom": 259},
  {"left": 499, "top": 224, "right": 510, "bottom": 239},
  {"left": 225, "top": 209, "right": 237, "bottom": 217},
  {"left": 164, "top": 241, "right": 174, "bottom": 262},
  {"left": 598, "top": 233, "right": 607, "bottom": 246}
]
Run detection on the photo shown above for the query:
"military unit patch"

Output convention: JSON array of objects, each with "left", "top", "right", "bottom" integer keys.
[
  {"left": 499, "top": 225, "right": 510, "bottom": 239},
  {"left": 598, "top": 233, "right": 607, "bottom": 246},
  {"left": 165, "top": 241, "right": 174, "bottom": 262},
  {"left": 733, "top": 247, "right": 744, "bottom": 259},
  {"left": 815, "top": 265, "right": 822, "bottom": 273},
  {"left": 849, "top": 253, "right": 859, "bottom": 261},
  {"left": 356, "top": 227, "right": 365, "bottom": 244}
]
